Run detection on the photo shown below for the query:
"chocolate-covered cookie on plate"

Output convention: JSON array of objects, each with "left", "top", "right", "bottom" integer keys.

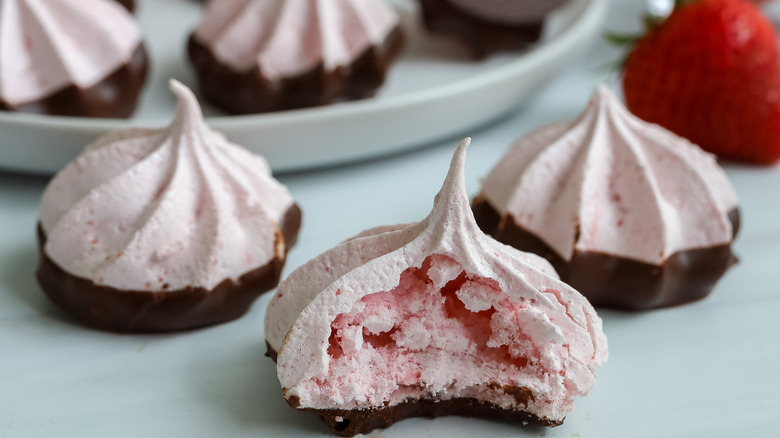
[
  {"left": 188, "top": 0, "right": 404, "bottom": 114},
  {"left": 0, "top": 0, "right": 148, "bottom": 118}
]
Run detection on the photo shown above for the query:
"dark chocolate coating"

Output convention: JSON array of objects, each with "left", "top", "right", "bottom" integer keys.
[
  {"left": 472, "top": 197, "right": 739, "bottom": 310},
  {"left": 445, "top": 0, "right": 568, "bottom": 23},
  {"left": 418, "top": 0, "right": 567, "bottom": 59},
  {"left": 36, "top": 203, "right": 301, "bottom": 333},
  {"left": 265, "top": 344, "right": 558, "bottom": 436},
  {"left": 115, "top": 0, "right": 134, "bottom": 12},
  {"left": 279, "top": 203, "right": 303, "bottom": 250},
  {"left": 294, "top": 396, "right": 558, "bottom": 437},
  {"left": 0, "top": 45, "right": 148, "bottom": 119},
  {"left": 186, "top": 25, "right": 404, "bottom": 115}
]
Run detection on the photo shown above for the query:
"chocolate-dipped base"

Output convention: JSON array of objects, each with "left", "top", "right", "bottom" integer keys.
[
  {"left": 35, "top": 204, "right": 301, "bottom": 333},
  {"left": 418, "top": 0, "right": 567, "bottom": 59},
  {"left": 265, "top": 344, "right": 558, "bottom": 437},
  {"left": 186, "top": 26, "right": 404, "bottom": 115},
  {"left": 0, "top": 45, "right": 148, "bottom": 119},
  {"left": 472, "top": 197, "right": 739, "bottom": 310},
  {"left": 279, "top": 203, "right": 303, "bottom": 250},
  {"left": 295, "top": 396, "right": 557, "bottom": 437}
]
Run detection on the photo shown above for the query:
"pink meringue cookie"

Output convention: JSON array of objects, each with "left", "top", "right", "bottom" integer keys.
[
  {"left": 266, "top": 139, "right": 607, "bottom": 436},
  {"left": 187, "top": 0, "right": 404, "bottom": 114},
  {"left": 0, "top": 0, "right": 148, "bottom": 117},
  {"left": 36, "top": 80, "right": 301, "bottom": 332},
  {"left": 474, "top": 85, "right": 740, "bottom": 310}
]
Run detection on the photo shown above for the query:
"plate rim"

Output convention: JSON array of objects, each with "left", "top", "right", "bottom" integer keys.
[
  {"left": 0, "top": 0, "right": 607, "bottom": 175},
  {"left": 0, "top": 0, "right": 606, "bottom": 131}
]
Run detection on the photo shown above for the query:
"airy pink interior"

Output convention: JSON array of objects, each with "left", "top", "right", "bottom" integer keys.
[{"left": 315, "top": 254, "right": 547, "bottom": 407}]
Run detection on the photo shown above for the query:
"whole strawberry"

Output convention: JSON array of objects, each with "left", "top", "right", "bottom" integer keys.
[{"left": 622, "top": 0, "right": 780, "bottom": 165}]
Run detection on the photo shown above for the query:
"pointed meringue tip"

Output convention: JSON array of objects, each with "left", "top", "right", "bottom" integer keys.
[
  {"left": 588, "top": 84, "right": 625, "bottom": 117},
  {"left": 169, "top": 79, "right": 204, "bottom": 124},
  {"left": 434, "top": 138, "right": 471, "bottom": 208},
  {"left": 591, "top": 84, "right": 613, "bottom": 103},
  {"left": 450, "top": 137, "right": 471, "bottom": 171},
  {"left": 595, "top": 83, "right": 612, "bottom": 95},
  {"left": 449, "top": 137, "right": 470, "bottom": 175},
  {"left": 169, "top": 79, "right": 194, "bottom": 100},
  {"left": 590, "top": 84, "right": 637, "bottom": 122},
  {"left": 593, "top": 84, "right": 626, "bottom": 107}
]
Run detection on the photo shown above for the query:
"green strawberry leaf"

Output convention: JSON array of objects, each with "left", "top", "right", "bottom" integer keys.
[{"left": 605, "top": 33, "right": 640, "bottom": 46}]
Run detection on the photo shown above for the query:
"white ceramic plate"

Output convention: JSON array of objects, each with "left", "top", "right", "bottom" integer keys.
[{"left": 0, "top": 0, "right": 606, "bottom": 175}]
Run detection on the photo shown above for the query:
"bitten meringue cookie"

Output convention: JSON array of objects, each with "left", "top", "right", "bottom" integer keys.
[
  {"left": 187, "top": 0, "right": 404, "bottom": 114},
  {"left": 473, "top": 86, "right": 740, "bottom": 310},
  {"left": 0, "top": 0, "right": 148, "bottom": 117},
  {"left": 266, "top": 139, "right": 607, "bottom": 436},
  {"left": 36, "top": 80, "right": 301, "bottom": 333}
]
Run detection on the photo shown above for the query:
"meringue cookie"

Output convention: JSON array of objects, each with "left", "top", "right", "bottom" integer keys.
[
  {"left": 0, "top": 0, "right": 148, "bottom": 117},
  {"left": 266, "top": 139, "right": 606, "bottom": 436},
  {"left": 474, "top": 85, "right": 739, "bottom": 310},
  {"left": 36, "top": 80, "right": 301, "bottom": 332},
  {"left": 187, "top": 0, "right": 404, "bottom": 114}
]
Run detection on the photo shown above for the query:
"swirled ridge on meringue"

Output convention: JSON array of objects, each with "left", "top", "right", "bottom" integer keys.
[
  {"left": 266, "top": 139, "right": 607, "bottom": 436},
  {"left": 37, "top": 80, "right": 300, "bottom": 332}
]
